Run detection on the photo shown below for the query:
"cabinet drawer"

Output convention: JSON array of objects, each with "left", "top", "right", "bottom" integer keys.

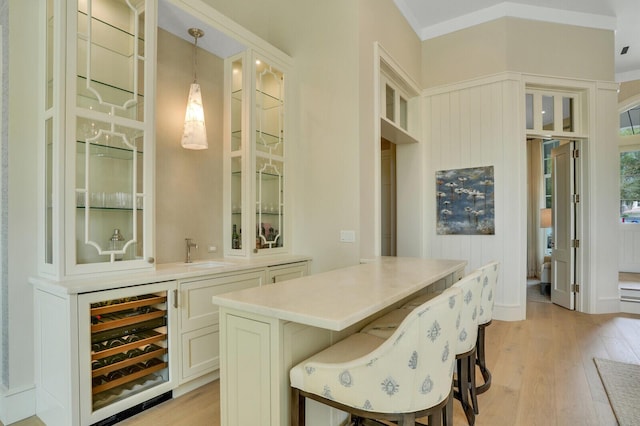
[
  {"left": 181, "top": 325, "right": 219, "bottom": 382},
  {"left": 266, "top": 262, "right": 308, "bottom": 284},
  {"left": 180, "top": 270, "right": 264, "bottom": 332}
]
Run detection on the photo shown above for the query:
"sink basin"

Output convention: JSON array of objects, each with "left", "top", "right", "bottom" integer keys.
[{"left": 187, "top": 261, "right": 229, "bottom": 268}]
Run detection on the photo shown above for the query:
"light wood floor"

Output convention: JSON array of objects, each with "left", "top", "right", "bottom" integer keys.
[{"left": 7, "top": 300, "right": 639, "bottom": 425}]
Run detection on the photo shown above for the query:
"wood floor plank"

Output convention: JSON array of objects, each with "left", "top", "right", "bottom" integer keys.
[{"left": 12, "top": 299, "right": 640, "bottom": 426}]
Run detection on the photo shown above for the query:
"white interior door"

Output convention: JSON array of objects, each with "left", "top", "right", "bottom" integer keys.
[{"left": 551, "top": 142, "right": 575, "bottom": 310}]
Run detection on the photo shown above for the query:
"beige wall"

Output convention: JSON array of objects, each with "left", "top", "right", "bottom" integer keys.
[
  {"left": 203, "top": 0, "right": 363, "bottom": 273},
  {"left": 357, "top": 0, "right": 422, "bottom": 260},
  {"left": 619, "top": 80, "right": 640, "bottom": 107},
  {"left": 202, "top": 0, "right": 422, "bottom": 270},
  {"left": 422, "top": 17, "right": 614, "bottom": 88},
  {"left": 155, "top": 29, "right": 224, "bottom": 263},
  {"left": 4, "top": 0, "right": 39, "bottom": 407}
]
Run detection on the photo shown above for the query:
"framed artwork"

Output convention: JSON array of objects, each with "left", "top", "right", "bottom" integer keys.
[{"left": 436, "top": 166, "right": 495, "bottom": 235}]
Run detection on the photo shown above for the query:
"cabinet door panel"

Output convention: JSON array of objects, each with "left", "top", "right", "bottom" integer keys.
[
  {"left": 181, "top": 325, "right": 219, "bottom": 381},
  {"left": 180, "top": 270, "right": 264, "bottom": 332},
  {"left": 225, "top": 315, "right": 271, "bottom": 426},
  {"left": 267, "top": 262, "right": 308, "bottom": 284}
]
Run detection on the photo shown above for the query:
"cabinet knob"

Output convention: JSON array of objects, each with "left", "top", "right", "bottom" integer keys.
[{"left": 147, "top": 257, "right": 155, "bottom": 264}]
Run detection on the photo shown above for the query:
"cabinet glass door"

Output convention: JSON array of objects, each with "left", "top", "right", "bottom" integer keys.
[
  {"left": 73, "top": 0, "right": 148, "bottom": 265},
  {"left": 230, "top": 57, "right": 243, "bottom": 250},
  {"left": 254, "top": 59, "right": 284, "bottom": 250}
]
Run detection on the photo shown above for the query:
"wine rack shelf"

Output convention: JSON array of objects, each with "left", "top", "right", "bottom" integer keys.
[{"left": 89, "top": 292, "right": 169, "bottom": 409}]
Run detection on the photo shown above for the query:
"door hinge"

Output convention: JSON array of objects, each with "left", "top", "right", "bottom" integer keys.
[
  {"left": 571, "top": 283, "right": 580, "bottom": 293},
  {"left": 571, "top": 239, "right": 580, "bottom": 248},
  {"left": 572, "top": 149, "right": 580, "bottom": 158},
  {"left": 572, "top": 194, "right": 580, "bottom": 203}
]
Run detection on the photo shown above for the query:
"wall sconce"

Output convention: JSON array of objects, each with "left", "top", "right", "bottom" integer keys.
[{"left": 181, "top": 28, "right": 208, "bottom": 150}]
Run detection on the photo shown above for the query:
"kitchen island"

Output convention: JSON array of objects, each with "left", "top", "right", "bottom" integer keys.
[{"left": 212, "top": 257, "right": 467, "bottom": 426}]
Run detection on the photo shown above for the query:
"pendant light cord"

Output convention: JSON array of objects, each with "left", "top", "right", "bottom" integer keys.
[{"left": 193, "top": 35, "right": 198, "bottom": 83}]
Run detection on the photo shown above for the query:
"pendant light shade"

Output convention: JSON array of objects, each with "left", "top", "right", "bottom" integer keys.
[
  {"left": 181, "top": 28, "right": 208, "bottom": 150},
  {"left": 181, "top": 82, "right": 208, "bottom": 149}
]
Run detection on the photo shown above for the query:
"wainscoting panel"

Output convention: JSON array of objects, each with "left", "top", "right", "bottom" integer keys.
[
  {"left": 423, "top": 73, "right": 526, "bottom": 321},
  {"left": 619, "top": 224, "right": 640, "bottom": 272}
]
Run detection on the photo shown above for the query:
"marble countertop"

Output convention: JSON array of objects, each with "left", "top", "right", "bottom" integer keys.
[
  {"left": 212, "top": 257, "right": 466, "bottom": 331},
  {"left": 29, "top": 255, "right": 311, "bottom": 295}
]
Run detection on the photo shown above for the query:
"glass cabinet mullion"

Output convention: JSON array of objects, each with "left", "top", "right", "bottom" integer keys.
[{"left": 39, "top": 0, "right": 155, "bottom": 274}]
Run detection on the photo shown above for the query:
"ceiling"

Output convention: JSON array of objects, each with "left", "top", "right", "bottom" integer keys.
[
  {"left": 158, "top": 0, "right": 639, "bottom": 82},
  {"left": 157, "top": 0, "right": 246, "bottom": 59},
  {"left": 394, "top": 0, "right": 640, "bottom": 82}
]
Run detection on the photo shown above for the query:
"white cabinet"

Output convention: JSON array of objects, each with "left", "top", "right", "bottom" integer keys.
[
  {"left": 266, "top": 261, "right": 308, "bottom": 284},
  {"left": 224, "top": 50, "right": 293, "bottom": 257},
  {"left": 34, "top": 280, "right": 177, "bottom": 426},
  {"left": 178, "top": 270, "right": 265, "bottom": 382},
  {"left": 40, "top": 0, "right": 156, "bottom": 278},
  {"left": 178, "top": 262, "right": 309, "bottom": 384}
]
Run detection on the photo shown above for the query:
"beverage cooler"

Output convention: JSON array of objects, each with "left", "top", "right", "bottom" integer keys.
[{"left": 77, "top": 282, "right": 178, "bottom": 425}]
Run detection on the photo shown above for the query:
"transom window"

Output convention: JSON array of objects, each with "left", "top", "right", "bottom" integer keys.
[
  {"left": 620, "top": 105, "right": 640, "bottom": 136},
  {"left": 526, "top": 90, "right": 580, "bottom": 135},
  {"left": 619, "top": 101, "right": 640, "bottom": 223}
]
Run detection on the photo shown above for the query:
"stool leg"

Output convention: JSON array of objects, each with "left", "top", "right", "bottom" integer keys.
[
  {"left": 456, "top": 356, "right": 475, "bottom": 426},
  {"left": 475, "top": 325, "right": 492, "bottom": 395},
  {"left": 469, "top": 348, "right": 479, "bottom": 414},
  {"left": 291, "top": 388, "right": 305, "bottom": 426},
  {"left": 443, "top": 393, "right": 453, "bottom": 426}
]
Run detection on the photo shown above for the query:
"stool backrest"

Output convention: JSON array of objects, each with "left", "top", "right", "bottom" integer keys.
[
  {"left": 451, "top": 270, "right": 482, "bottom": 354},
  {"left": 477, "top": 261, "right": 500, "bottom": 326},
  {"left": 301, "top": 287, "right": 462, "bottom": 413}
]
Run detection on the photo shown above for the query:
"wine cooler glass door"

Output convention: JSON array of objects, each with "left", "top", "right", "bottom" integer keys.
[{"left": 78, "top": 281, "right": 178, "bottom": 425}]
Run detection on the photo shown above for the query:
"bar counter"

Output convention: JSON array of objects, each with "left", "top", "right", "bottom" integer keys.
[{"left": 212, "top": 257, "right": 467, "bottom": 426}]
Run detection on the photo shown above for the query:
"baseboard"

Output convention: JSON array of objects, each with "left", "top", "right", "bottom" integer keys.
[
  {"left": 0, "top": 384, "right": 36, "bottom": 425},
  {"left": 172, "top": 371, "right": 219, "bottom": 398},
  {"left": 493, "top": 303, "right": 526, "bottom": 322},
  {"left": 621, "top": 300, "right": 640, "bottom": 314}
]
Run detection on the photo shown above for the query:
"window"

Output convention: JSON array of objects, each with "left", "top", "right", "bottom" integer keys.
[
  {"left": 541, "top": 140, "right": 559, "bottom": 255},
  {"left": 620, "top": 105, "right": 640, "bottom": 136},
  {"left": 542, "top": 139, "right": 560, "bottom": 208},
  {"left": 620, "top": 149, "right": 640, "bottom": 223},
  {"left": 619, "top": 100, "right": 640, "bottom": 223},
  {"left": 525, "top": 90, "right": 579, "bottom": 134}
]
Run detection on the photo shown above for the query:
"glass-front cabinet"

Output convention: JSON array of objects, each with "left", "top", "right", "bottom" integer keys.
[
  {"left": 225, "top": 50, "right": 291, "bottom": 256},
  {"left": 41, "top": 0, "right": 155, "bottom": 277}
]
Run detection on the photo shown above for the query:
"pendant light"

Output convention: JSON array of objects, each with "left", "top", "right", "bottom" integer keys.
[{"left": 181, "top": 28, "right": 208, "bottom": 150}]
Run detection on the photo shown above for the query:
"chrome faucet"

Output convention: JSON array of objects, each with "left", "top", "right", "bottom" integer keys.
[{"left": 185, "top": 238, "right": 198, "bottom": 263}]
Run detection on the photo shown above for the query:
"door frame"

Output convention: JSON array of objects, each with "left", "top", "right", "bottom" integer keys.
[{"left": 525, "top": 82, "right": 589, "bottom": 314}]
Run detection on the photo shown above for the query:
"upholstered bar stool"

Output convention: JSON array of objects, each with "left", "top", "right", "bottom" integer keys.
[
  {"left": 360, "top": 271, "right": 483, "bottom": 425},
  {"left": 290, "top": 288, "right": 463, "bottom": 426},
  {"left": 474, "top": 261, "right": 500, "bottom": 399}
]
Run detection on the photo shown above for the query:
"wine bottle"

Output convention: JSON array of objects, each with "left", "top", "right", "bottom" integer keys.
[{"left": 232, "top": 224, "right": 240, "bottom": 249}]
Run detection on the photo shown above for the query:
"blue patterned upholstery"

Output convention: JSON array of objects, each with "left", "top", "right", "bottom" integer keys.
[
  {"left": 477, "top": 261, "right": 500, "bottom": 326},
  {"left": 475, "top": 261, "right": 500, "bottom": 400},
  {"left": 290, "top": 287, "right": 462, "bottom": 417}
]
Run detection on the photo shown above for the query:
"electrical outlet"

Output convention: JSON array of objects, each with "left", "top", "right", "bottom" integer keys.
[
  {"left": 208, "top": 246, "right": 217, "bottom": 253},
  {"left": 340, "top": 230, "right": 356, "bottom": 243}
]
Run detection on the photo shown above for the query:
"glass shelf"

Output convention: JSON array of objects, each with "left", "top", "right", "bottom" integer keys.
[
  {"left": 77, "top": 10, "right": 144, "bottom": 43},
  {"left": 77, "top": 140, "right": 144, "bottom": 159},
  {"left": 77, "top": 206, "right": 143, "bottom": 212}
]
